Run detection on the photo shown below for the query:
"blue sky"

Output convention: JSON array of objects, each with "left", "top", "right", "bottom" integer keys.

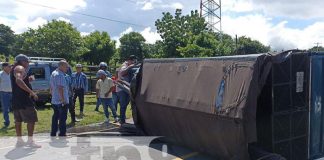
[{"left": 0, "top": 0, "right": 324, "bottom": 50}]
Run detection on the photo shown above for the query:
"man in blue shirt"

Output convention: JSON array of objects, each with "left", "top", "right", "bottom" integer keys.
[
  {"left": 72, "top": 64, "right": 88, "bottom": 117},
  {"left": 50, "top": 60, "right": 69, "bottom": 137},
  {"left": 65, "top": 73, "right": 79, "bottom": 123}
]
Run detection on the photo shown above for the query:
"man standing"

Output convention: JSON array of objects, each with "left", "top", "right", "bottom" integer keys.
[
  {"left": 95, "top": 62, "right": 112, "bottom": 111},
  {"left": 111, "top": 75, "right": 119, "bottom": 112},
  {"left": 72, "top": 64, "right": 88, "bottom": 117},
  {"left": 117, "top": 55, "right": 137, "bottom": 124},
  {"left": 50, "top": 61, "right": 69, "bottom": 137},
  {"left": 0, "top": 62, "right": 12, "bottom": 128},
  {"left": 65, "top": 73, "right": 79, "bottom": 124},
  {"left": 11, "top": 54, "right": 40, "bottom": 147},
  {"left": 96, "top": 70, "right": 118, "bottom": 124}
]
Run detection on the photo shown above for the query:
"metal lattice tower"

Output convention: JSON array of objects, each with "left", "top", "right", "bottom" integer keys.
[{"left": 200, "top": 0, "right": 222, "bottom": 33}]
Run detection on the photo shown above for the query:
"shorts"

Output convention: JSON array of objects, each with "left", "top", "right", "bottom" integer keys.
[{"left": 13, "top": 107, "right": 38, "bottom": 123}]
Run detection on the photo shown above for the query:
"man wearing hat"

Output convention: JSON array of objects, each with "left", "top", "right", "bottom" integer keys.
[
  {"left": 71, "top": 64, "right": 88, "bottom": 117},
  {"left": 94, "top": 62, "right": 112, "bottom": 112},
  {"left": 11, "top": 54, "right": 40, "bottom": 147},
  {"left": 96, "top": 70, "right": 118, "bottom": 124},
  {"left": 117, "top": 55, "right": 137, "bottom": 124},
  {"left": 0, "top": 62, "right": 12, "bottom": 128}
]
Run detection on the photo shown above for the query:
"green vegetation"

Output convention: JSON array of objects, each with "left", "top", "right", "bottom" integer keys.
[
  {"left": 0, "top": 95, "right": 132, "bottom": 136},
  {"left": 119, "top": 32, "right": 146, "bottom": 61},
  {"left": 83, "top": 31, "right": 116, "bottom": 65},
  {"left": 0, "top": 9, "right": 274, "bottom": 67}
]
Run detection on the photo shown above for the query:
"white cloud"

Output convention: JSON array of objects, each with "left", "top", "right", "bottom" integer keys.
[
  {"left": 139, "top": 0, "right": 184, "bottom": 11},
  {"left": 222, "top": 0, "right": 324, "bottom": 19},
  {"left": 251, "top": 0, "right": 324, "bottom": 19},
  {"left": 0, "top": 16, "right": 47, "bottom": 33},
  {"left": 113, "top": 27, "right": 134, "bottom": 48},
  {"left": 0, "top": 0, "right": 86, "bottom": 33},
  {"left": 120, "top": 27, "right": 134, "bottom": 36},
  {"left": 114, "top": 27, "right": 161, "bottom": 48},
  {"left": 142, "top": 2, "right": 154, "bottom": 10},
  {"left": 222, "top": 14, "right": 271, "bottom": 46},
  {"left": 140, "top": 27, "right": 161, "bottom": 44},
  {"left": 57, "top": 17, "right": 71, "bottom": 23},
  {"left": 222, "top": 14, "right": 324, "bottom": 50}
]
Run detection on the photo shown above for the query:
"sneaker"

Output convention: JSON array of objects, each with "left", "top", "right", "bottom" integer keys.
[
  {"left": 15, "top": 140, "right": 26, "bottom": 148},
  {"left": 80, "top": 112, "right": 84, "bottom": 118},
  {"left": 26, "top": 140, "right": 41, "bottom": 148},
  {"left": 119, "top": 120, "right": 126, "bottom": 125},
  {"left": 113, "top": 118, "right": 119, "bottom": 123},
  {"left": 94, "top": 108, "right": 99, "bottom": 112},
  {"left": 72, "top": 118, "right": 80, "bottom": 123},
  {"left": 4, "top": 123, "right": 9, "bottom": 128},
  {"left": 104, "top": 118, "right": 110, "bottom": 124}
]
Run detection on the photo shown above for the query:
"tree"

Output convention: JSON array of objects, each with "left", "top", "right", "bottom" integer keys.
[
  {"left": 0, "top": 24, "right": 15, "bottom": 57},
  {"left": 15, "top": 20, "right": 83, "bottom": 60},
  {"left": 309, "top": 46, "right": 324, "bottom": 52},
  {"left": 143, "top": 41, "right": 164, "bottom": 58},
  {"left": 119, "top": 32, "right": 146, "bottom": 62},
  {"left": 236, "top": 36, "right": 270, "bottom": 55},
  {"left": 177, "top": 32, "right": 217, "bottom": 57},
  {"left": 83, "top": 31, "right": 116, "bottom": 65},
  {"left": 155, "top": 9, "right": 207, "bottom": 58}
]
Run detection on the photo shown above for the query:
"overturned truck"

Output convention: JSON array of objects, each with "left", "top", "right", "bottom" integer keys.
[{"left": 130, "top": 50, "right": 324, "bottom": 160}]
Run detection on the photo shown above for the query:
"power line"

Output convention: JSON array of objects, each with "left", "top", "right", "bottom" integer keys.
[{"left": 14, "top": 0, "right": 147, "bottom": 28}]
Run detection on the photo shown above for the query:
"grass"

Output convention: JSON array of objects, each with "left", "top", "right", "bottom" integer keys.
[{"left": 0, "top": 94, "right": 132, "bottom": 136}]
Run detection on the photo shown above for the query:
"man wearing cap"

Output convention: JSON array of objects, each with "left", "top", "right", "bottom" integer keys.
[
  {"left": 72, "top": 64, "right": 88, "bottom": 117},
  {"left": 0, "top": 62, "right": 12, "bottom": 128},
  {"left": 95, "top": 62, "right": 112, "bottom": 111},
  {"left": 96, "top": 70, "right": 118, "bottom": 124},
  {"left": 117, "top": 55, "right": 137, "bottom": 124},
  {"left": 11, "top": 54, "right": 40, "bottom": 148},
  {"left": 50, "top": 60, "right": 70, "bottom": 137}
]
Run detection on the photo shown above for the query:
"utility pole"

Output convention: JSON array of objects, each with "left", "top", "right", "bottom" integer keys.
[{"left": 200, "top": 0, "right": 222, "bottom": 35}]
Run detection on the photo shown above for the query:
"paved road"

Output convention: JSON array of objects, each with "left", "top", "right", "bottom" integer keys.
[{"left": 0, "top": 123, "right": 214, "bottom": 160}]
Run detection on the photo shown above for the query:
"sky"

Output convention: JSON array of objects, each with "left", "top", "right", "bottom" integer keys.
[{"left": 0, "top": 0, "right": 324, "bottom": 51}]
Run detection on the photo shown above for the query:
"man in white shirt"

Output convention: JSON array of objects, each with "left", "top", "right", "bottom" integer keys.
[
  {"left": 96, "top": 70, "right": 118, "bottom": 125},
  {"left": 0, "top": 62, "right": 12, "bottom": 128}
]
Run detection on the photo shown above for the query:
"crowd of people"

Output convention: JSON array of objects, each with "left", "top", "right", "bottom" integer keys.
[{"left": 0, "top": 53, "right": 138, "bottom": 148}]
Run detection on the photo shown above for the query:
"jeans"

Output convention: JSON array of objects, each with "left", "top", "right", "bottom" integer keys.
[
  {"left": 95, "top": 98, "right": 101, "bottom": 110},
  {"left": 51, "top": 104, "right": 68, "bottom": 136},
  {"left": 112, "top": 92, "right": 119, "bottom": 111},
  {"left": 117, "top": 91, "right": 130, "bottom": 123},
  {"left": 73, "top": 88, "right": 85, "bottom": 112},
  {"left": 100, "top": 98, "right": 118, "bottom": 119},
  {"left": 0, "top": 92, "right": 12, "bottom": 126}
]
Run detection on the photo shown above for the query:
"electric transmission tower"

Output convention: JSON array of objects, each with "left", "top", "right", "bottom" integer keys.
[{"left": 200, "top": 0, "right": 222, "bottom": 33}]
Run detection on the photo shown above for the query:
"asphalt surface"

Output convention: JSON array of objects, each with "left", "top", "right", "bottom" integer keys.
[{"left": 0, "top": 123, "right": 214, "bottom": 160}]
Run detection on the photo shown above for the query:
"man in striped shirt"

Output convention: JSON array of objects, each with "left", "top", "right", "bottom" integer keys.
[{"left": 72, "top": 64, "right": 88, "bottom": 117}]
